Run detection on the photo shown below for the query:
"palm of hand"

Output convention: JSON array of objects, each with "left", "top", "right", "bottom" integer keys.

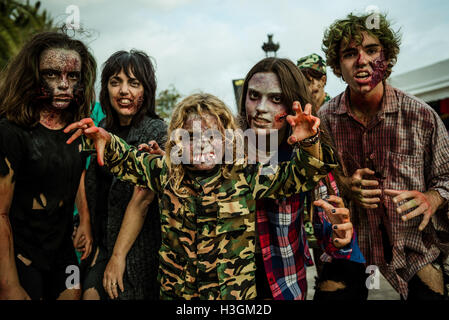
[{"left": 286, "top": 101, "right": 319, "bottom": 144}]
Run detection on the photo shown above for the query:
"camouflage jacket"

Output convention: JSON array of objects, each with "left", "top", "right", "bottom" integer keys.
[{"left": 92, "top": 134, "right": 337, "bottom": 300}]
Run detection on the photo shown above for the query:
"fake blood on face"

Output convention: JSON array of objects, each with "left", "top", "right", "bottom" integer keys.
[
  {"left": 369, "top": 50, "right": 388, "bottom": 89},
  {"left": 275, "top": 112, "right": 288, "bottom": 122},
  {"left": 38, "top": 48, "right": 82, "bottom": 110}
]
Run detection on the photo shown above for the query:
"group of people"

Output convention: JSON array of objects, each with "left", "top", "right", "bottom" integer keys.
[{"left": 0, "top": 11, "right": 448, "bottom": 301}]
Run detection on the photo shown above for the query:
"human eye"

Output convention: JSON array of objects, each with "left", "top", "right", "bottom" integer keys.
[
  {"left": 272, "top": 95, "right": 282, "bottom": 104},
  {"left": 109, "top": 79, "right": 119, "bottom": 86},
  {"left": 249, "top": 90, "right": 259, "bottom": 100},
  {"left": 42, "top": 70, "right": 57, "bottom": 78},
  {"left": 130, "top": 80, "right": 141, "bottom": 88},
  {"left": 367, "top": 47, "right": 380, "bottom": 55},
  {"left": 343, "top": 51, "right": 357, "bottom": 59},
  {"left": 68, "top": 72, "right": 80, "bottom": 80}
]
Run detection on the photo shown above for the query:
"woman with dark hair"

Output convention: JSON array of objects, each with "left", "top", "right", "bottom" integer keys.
[
  {"left": 239, "top": 57, "right": 367, "bottom": 300},
  {"left": 0, "top": 31, "right": 96, "bottom": 300},
  {"left": 81, "top": 50, "right": 167, "bottom": 300}
]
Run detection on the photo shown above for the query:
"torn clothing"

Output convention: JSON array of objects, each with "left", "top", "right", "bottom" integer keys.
[
  {"left": 15, "top": 243, "right": 79, "bottom": 300},
  {"left": 0, "top": 118, "right": 87, "bottom": 271}
]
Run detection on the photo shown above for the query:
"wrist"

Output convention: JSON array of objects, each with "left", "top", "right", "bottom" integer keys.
[
  {"left": 425, "top": 189, "right": 445, "bottom": 213},
  {"left": 112, "top": 250, "right": 126, "bottom": 260},
  {"left": 79, "top": 215, "right": 91, "bottom": 224},
  {"left": 298, "top": 128, "right": 320, "bottom": 148}
]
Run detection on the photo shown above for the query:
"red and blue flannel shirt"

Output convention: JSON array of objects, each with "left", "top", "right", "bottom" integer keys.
[{"left": 257, "top": 150, "right": 365, "bottom": 300}]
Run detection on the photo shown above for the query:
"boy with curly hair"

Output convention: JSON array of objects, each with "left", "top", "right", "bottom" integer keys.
[{"left": 318, "top": 12, "right": 449, "bottom": 300}]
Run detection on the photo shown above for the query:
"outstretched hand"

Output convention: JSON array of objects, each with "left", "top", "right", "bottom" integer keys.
[
  {"left": 64, "top": 118, "right": 111, "bottom": 166},
  {"left": 286, "top": 101, "right": 320, "bottom": 145},
  {"left": 138, "top": 140, "right": 165, "bottom": 156},
  {"left": 313, "top": 195, "right": 353, "bottom": 248}
]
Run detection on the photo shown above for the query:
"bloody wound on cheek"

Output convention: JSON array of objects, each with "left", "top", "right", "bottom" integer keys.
[
  {"left": 35, "top": 82, "right": 52, "bottom": 101},
  {"left": 275, "top": 112, "right": 288, "bottom": 122},
  {"left": 369, "top": 51, "right": 388, "bottom": 89}
]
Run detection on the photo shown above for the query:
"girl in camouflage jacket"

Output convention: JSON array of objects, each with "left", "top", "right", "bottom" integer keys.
[{"left": 65, "top": 93, "right": 338, "bottom": 299}]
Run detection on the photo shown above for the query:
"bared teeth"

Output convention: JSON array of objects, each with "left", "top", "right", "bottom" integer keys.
[
  {"left": 119, "top": 99, "right": 131, "bottom": 104},
  {"left": 356, "top": 72, "right": 369, "bottom": 78}
]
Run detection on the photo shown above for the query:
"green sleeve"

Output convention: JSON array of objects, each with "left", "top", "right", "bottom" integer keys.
[
  {"left": 249, "top": 143, "right": 337, "bottom": 200},
  {"left": 102, "top": 134, "right": 164, "bottom": 193}
]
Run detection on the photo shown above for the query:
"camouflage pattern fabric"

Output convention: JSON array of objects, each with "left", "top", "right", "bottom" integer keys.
[
  {"left": 297, "top": 53, "right": 327, "bottom": 75},
  {"left": 84, "top": 135, "right": 337, "bottom": 300}
]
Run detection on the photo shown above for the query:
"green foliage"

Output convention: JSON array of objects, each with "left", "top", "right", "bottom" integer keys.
[
  {"left": 156, "top": 84, "right": 182, "bottom": 121},
  {"left": 0, "top": 0, "right": 56, "bottom": 70}
]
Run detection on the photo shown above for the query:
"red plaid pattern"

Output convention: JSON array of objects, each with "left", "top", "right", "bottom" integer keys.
[{"left": 318, "top": 84, "right": 449, "bottom": 298}]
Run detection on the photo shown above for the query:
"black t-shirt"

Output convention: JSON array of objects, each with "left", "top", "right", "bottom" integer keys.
[{"left": 0, "top": 118, "right": 87, "bottom": 271}]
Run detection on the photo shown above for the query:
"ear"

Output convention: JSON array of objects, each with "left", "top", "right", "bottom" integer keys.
[
  {"left": 322, "top": 75, "right": 327, "bottom": 86},
  {"left": 334, "top": 65, "right": 342, "bottom": 78}
]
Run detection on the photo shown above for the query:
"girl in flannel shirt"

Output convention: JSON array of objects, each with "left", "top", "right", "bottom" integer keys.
[{"left": 238, "top": 57, "right": 366, "bottom": 300}]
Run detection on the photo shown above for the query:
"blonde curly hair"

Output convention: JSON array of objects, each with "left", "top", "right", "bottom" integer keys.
[{"left": 165, "top": 93, "right": 242, "bottom": 197}]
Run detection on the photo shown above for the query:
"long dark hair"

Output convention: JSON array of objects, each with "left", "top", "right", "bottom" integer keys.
[
  {"left": 239, "top": 57, "right": 351, "bottom": 200},
  {"left": 0, "top": 31, "right": 96, "bottom": 127},
  {"left": 100, "top": 50, "right": 160, "bottom": 130}
]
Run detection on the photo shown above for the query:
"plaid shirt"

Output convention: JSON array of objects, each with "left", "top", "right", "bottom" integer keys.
[
  {"left": 318, "top": 84, "right": 449, "bottom": 298},
  {"left": 257, "top": 156, "right": 363, "bottom": 300}
]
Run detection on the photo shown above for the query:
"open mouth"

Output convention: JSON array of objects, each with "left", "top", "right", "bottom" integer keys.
[
  {"left": 117, "top": 98, "right": 133, "bottom": 107},
  {"left": 354, "top": 71, "right": 372, "bottom": 83},
  {"left": 192, "top": 152, "right": 216, "bottom": 163}
]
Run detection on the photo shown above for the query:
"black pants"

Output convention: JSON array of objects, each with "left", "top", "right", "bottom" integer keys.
[
  {"left": 313, "top": 259, "right": 368, "bottom": 301},
  {"left": 255, "top": 252, "right": 272, "bottom": 299}
]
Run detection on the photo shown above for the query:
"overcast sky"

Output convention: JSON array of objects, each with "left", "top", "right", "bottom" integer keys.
[{"left": 38, "top": 0, "right": 449, "bottom": 113}]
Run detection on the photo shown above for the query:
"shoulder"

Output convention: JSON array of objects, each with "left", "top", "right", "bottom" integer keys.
[
  {"left": 139, "top": 116, "right": 167, "bottom": 132},
  {"left": 318, "top": 92, "right": 345, "bottom": 118},
  {"left": 389, "top": 86, "right": 440, "bottom": 123},
  {"left": 137, "top": 116, "right": 168, "bottom": 143},
  {"left": 98, "top": 118, "right": 107, "bottom": 129},
  {"left": 0, "top": 118, "right": 28, "bottom": 139}
]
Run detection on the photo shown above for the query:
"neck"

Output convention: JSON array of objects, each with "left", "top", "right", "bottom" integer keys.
[
  {"left": 118, "top": 115, "right": 132, "bottom": 126},
  {"left": 39, "top": 106, "right": 66, "bottom": 130},
  {"left": 316, "top": 93, "right": 325, "bottom": 109},
  {"left": 349, "top": 82, "right": 384, "bottom": 124}
]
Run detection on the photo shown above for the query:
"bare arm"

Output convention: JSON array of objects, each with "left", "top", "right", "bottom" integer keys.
[
  {"left": 0, "top": 158, "right": 30, "bottom": 299},
  {"left": 73, "top": 169, "right": 93, "bottom": 260},
  {"left": 103, "top": 186, "right": 155, "bottom": 299}
]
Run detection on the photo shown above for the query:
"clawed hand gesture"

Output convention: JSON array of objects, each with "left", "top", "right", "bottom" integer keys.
[
  {"left": 138, "top": 140, "right": 165, "bottom": 156},
  {"left": 313, "top": 195, "right": 353, "bottom": 248},
  {"left": 286, "top": 101, "right": 320, "bottom": 145},
  {"left": 64, "top": 118, "right": 111, "bottom": 166}
]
